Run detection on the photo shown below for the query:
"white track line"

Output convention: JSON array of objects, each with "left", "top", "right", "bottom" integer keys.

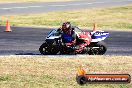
[{"left": 0, "top": 0, "right": 131, "bottom": 10}]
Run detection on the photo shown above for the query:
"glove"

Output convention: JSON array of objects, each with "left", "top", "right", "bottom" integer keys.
[{"left": 57, "top": 28, "right": 63, "bottom": 34}]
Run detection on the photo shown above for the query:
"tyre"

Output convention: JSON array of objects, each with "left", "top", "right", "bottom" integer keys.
[
  {"left": 88, "top": 41, "right": 107, "bottom": 55},
  {"left": 39, "top": 43, "right": 49, "bottom": 55},
  {"left": 39, "top": 43, "right": 59, "bottom": 55}
]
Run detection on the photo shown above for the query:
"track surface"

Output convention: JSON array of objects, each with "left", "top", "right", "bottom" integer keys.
[
  {"left": 0, "top": 0, "right": 132, "bottom": 55},
  {"left": 0, "top": 26, "right": 132, "bottom": 55},
  {"left": 0, "top": 0, "right": 132, "bottom": 15}
]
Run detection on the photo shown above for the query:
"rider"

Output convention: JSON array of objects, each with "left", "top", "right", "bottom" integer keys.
[{"left": 58, "top": 22, "right": 91, "bottom": 53}]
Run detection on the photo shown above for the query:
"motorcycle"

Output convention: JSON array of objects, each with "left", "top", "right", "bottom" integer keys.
[{"left": 39, "top": 27, "right": 109, "bottom": 55}]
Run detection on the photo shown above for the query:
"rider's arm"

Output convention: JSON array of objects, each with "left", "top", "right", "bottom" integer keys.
[
  {"left": 71, "top": 28, "right": 77, "bottom": 44},
  {"left": 57, "top": 28, "right": 62, "bottom": 34}
]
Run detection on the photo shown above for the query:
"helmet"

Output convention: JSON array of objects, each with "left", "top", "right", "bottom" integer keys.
[{"left": 62, "top": 22, "right": 71, "bottom": 33}]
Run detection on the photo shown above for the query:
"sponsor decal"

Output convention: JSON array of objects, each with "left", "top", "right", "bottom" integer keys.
[{"left": 76, "top": 65, "right": 131, "bottom": 85}]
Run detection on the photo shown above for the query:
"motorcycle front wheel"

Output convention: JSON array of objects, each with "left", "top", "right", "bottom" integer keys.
[
  {"left": 39, "top": 43, "right": 59, "bottom": 55},
  {"left": 39, "top": 43, "right": 49, "bottom": 55}
]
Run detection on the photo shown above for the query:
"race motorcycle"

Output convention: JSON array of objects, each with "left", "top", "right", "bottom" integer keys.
[{"left": 39, "top": 27, "right": 109, "bottom": 55}]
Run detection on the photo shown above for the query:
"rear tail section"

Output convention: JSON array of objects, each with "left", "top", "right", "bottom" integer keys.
[{"left": 91, "top": 31, "right": 109, "bottom": 42}]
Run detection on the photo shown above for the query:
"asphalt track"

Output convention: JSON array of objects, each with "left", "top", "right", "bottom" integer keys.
[
  {"left": 0, "top": 0, "right": 132, "bottom": 15},
  {"left": 0, "top": 0, "right": 132, "bottom": 55},
  {"left": 0, "top": 26, "right": 132, "bottom": 55}
]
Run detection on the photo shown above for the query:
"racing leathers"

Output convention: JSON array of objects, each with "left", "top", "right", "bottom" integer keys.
[{"left": 58, "top": 26, "right": 91, "bottom": 53}]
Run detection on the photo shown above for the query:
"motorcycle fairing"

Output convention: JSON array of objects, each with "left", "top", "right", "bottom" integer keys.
[
  {"left": 77, "top": 32, "right": 91, "bottom": 41},
  {"left": 46, "top": 29, "right": 61, "bottom": 39},
  {"left": 91, "top": 31, "right": 109, "bottom": 42}
]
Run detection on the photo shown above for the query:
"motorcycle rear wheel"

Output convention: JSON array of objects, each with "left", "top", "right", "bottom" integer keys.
[{"left": 88, "top": 41, "right": 107, "bottom": 55}]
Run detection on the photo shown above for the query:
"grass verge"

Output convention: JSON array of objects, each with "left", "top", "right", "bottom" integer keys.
[
  {"left": 0, "top": 0, "right": 74, "bottom": 3},
  {"left": 1, "top": 5, "right": 132, "bottom": 31},
  {"left": 0, "top": 55, "right": 132, "bottom": 88}
]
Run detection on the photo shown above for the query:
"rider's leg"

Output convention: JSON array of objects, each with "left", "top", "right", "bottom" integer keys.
[{"left": 75, "top": 39, "right": 91, "bottom": 53}]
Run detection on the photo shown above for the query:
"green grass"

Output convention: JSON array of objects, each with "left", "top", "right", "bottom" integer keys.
[
  {"left": 0, "top": 55, "right": 132, "bottom": 88},
  {"left": 0, "top": 0, "right": 73, "bottom": 3},
  {"left": 1, "top": 5, "right": 132, "bottom": 31}
]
